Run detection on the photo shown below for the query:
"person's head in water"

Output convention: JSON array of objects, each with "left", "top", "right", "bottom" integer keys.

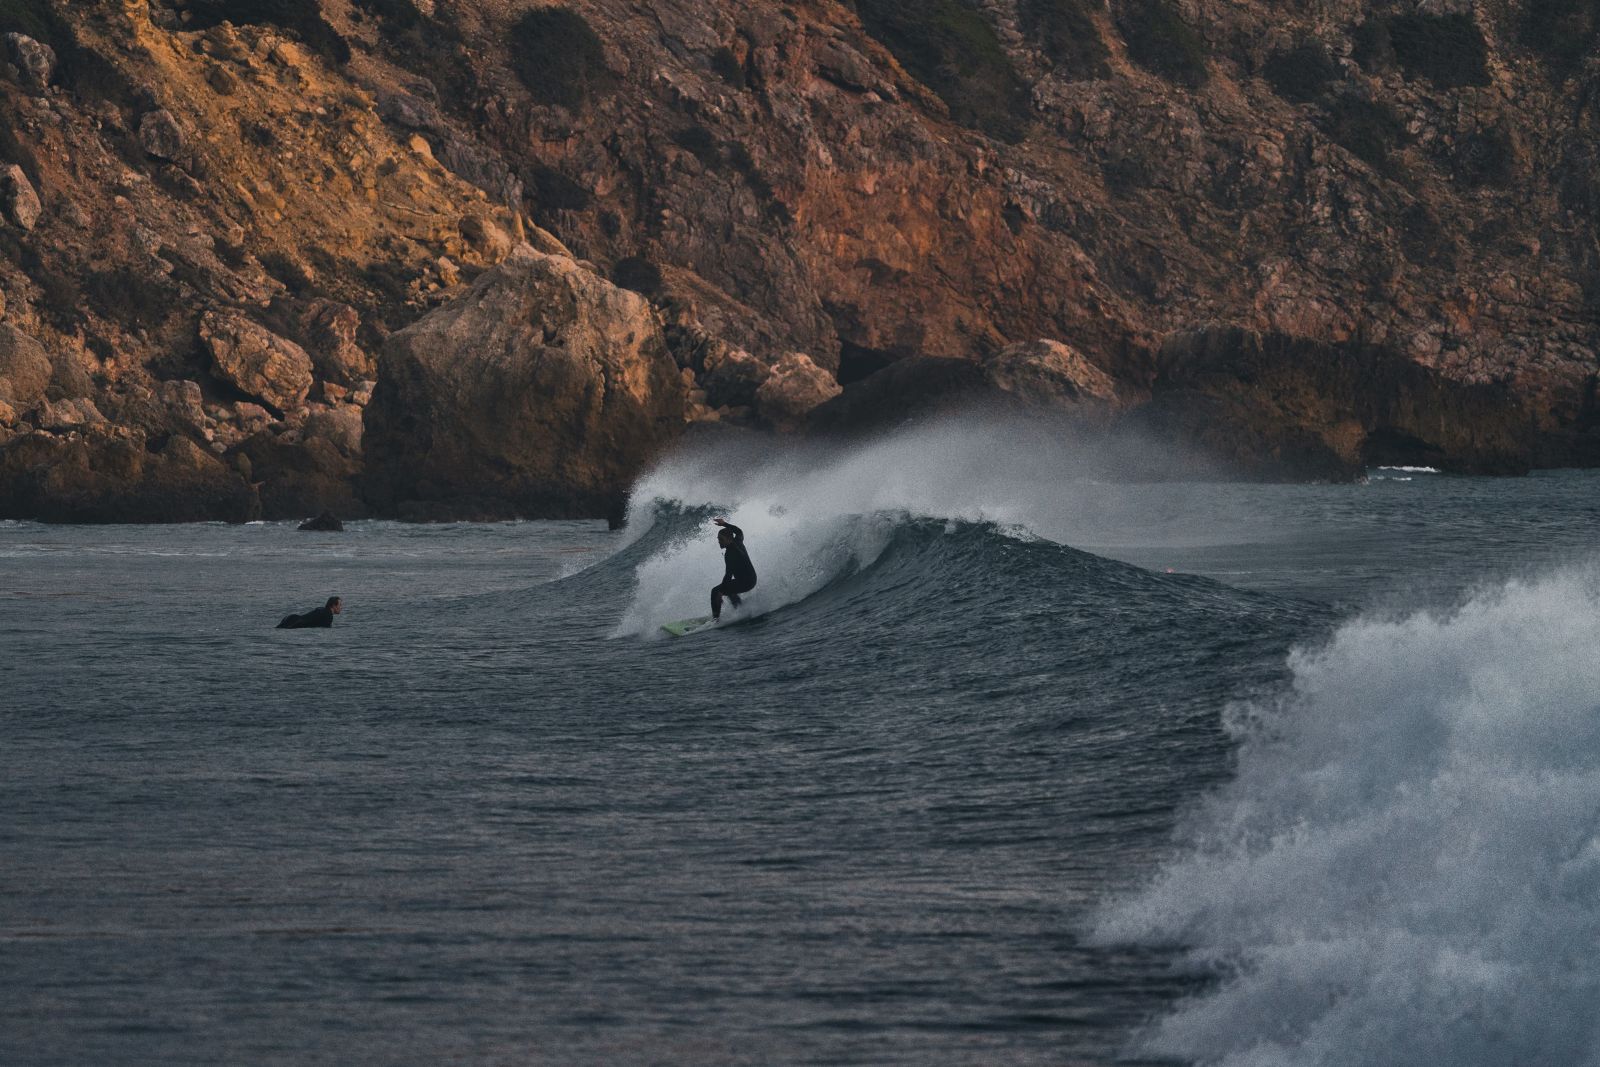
[{"left": 326, "top": 596, "right": 342, "bottom": 614}]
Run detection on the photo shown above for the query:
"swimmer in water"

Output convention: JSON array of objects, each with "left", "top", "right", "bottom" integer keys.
[{"left": 277, "top": 596, "right": 342, "bottom": 629}]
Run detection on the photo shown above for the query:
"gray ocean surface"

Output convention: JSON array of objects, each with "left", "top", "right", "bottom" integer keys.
[{"left": 5, "top": 422, "right": 1600, "bottom": 1066}]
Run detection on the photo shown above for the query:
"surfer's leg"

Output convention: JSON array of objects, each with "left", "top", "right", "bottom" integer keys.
[{"left": 711, "top": 583, "right": 725, "bottom": 619}]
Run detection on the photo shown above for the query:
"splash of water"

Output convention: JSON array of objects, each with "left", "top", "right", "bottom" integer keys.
[
  {"left": 1092, "top": 568, "right": 1600, "bottom": 1066},
  {"left": 610, "top": 414, "right": 1248, "bottom": 634}
]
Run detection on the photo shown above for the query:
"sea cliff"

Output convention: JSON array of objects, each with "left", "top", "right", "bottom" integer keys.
[{"left": 2, "top": 0, "right": 1597, "bottom": 520}]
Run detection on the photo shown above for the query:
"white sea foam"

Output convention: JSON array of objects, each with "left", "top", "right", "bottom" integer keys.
[
  {"left": 1376, "top": 465, "right": 1440, "bottom": 473},
  {"left": 609, "top": 413, "right": 1220, "bottom": 635},
  {"left": 1092, "top": 567, "right": 1600, "bottom": 1066}
]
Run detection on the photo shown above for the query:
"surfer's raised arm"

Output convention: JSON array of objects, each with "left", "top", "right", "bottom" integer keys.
[{"left": 712, "top": 517, "right": 743, "bottom": 542}]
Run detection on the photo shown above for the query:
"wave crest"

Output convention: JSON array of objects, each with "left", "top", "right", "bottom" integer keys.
[{"left": 1092, "top": 568, "right": 1600, "bottom": 1066}]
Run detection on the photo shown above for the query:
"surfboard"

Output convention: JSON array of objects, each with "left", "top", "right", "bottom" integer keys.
[{"left": 660, "top": 615, "right": 716, "bottom": 637}]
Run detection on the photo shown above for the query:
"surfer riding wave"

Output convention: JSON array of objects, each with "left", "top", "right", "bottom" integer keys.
[{"left": 711, "top": 518, "right": 756, "bottom": 621}]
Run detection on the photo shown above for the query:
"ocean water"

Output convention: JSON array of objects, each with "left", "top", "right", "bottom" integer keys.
[{"left": 4, "top": 416, "right": 1600, "bottom": 1066}]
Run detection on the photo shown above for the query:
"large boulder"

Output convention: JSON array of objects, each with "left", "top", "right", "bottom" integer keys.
[
  {"left": 232, "top": 412, "right": 367, "bottom": 520},
  {"left": 3, "top": 33, "right": 55, "bottom": 90},
  {"left": 137, "top": 109, "right": 186, "bottom": 161},
  {"left": 47, "top": 347, "right": 94, "bottom": 401},
  {"left": 0, "top": 324, "right": 52, "bottom": 411},
  {"left": 806, "top": 340, "right": 1122, "bottom": 436},
  {"left": 754, "top": 352, "right": 841, "bottom": 430},
  {"left": 982, "top": 339, "right": 1120, "bottom": 411},
  {"left": 0, "top": 165, "right": 41, "bottom": 232},
  {"left": 295, "top": 299, "right": 374, "bottom": 386},
  {"left": 200, "top": 311, "right": 314, "bottom": 413},
  {"left": 36, "top": 397, "right": 105, "bottom": 432},
  {"left": 364, "top": 246, "right": 688, "bottom": 518}
]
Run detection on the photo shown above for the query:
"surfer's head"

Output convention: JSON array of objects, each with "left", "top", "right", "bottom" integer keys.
[
  {"left": 326, "top": 596, "right": 342, "bottom": 614},
  {"left": 717, "top": 530, "right": 733, "bottom": 548}
]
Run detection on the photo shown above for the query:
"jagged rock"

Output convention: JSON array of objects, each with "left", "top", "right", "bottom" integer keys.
[
  {"left": 754, "top": 352, "right": 841, "bottom": 430},
  {"left": 700, "top": 344, "right": 769, "bottom": 409},
  {"left": 982, "top": 340, "right": 1121, "bottom": 412},
  {"left": 233, "top": 421, "right": 365, "bottom": 519},
  {"left": 376, "top": 88, "right": 444, "bottom": 131},
  {"left": 435, "top": 138, "right": 523, "bottom": 208},
  {"left": 0, "top": 399, "right": 15, "bottom": 427},
  {"left": 233, "top": 402, "right": 272, "bottom": 429},
  {"left": 1134, "top": 329, "right": 1536, "bottom": 479},
  {"left": 137, "top": 109, "right": 185, "bottom": 161},
  {"left": 160, "top": 379, "right": 208, "bottom": 433},
  {"left": 0, "top": 287, "right": 6, "bottom": 319},
  {"left": 301, "top": 403, "right": 363, "bottom": 457},
  {"left": 364, "top": 246, "right": 688, "bottom": 518},
  {"left": 806, "top": 357, "right": 991, "bottom": 436},
  {"left": 0, "top": 428, "right": 258, "bottom": 523},
  {"left": 201, "top": 311, "right": 314, "bottom": 413},
  {"left": 36, "top": 397, "right": 106, "bottom": 431},
  {"left": 0, "top": 324, "right": 52, "bottom": 411},
  {"left": 205, "top": 64, "right": 240, "bottom": 96},
  {"left": 46, "top": 348, "right": 93, "bottom": 401},
  {"left": 295, "top": 299, "right": 374, "bottom": 385},
  {"left": 3, "top": 33, "right": 55, "bottom": 90},
  {"left": 460, "top": 215, "right": 515, "bottom": 261},
  {"left": 0, "top": 165, "right": 42, "bottom": 232},
  {"left": 298, "top": 510, "right": 343, "bottom": 531}
]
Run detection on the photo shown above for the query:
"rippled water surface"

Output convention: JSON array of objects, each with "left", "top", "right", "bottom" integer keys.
[{"left": 6, "top": 427, "right": 1600, "bottom": 1066}]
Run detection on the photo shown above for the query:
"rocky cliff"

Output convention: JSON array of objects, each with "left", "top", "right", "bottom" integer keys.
[{"left": 1, "top": 0, "right": 1597, "bottom": 520}]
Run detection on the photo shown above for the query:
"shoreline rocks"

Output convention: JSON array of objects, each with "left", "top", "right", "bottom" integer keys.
[{"left": 362, "top": 246, "right": 688, "bottom": 519}]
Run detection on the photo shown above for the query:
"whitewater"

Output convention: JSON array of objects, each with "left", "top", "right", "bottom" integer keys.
[{"left": 4, "top": 414, "right": 1600, "bottom": 1065}]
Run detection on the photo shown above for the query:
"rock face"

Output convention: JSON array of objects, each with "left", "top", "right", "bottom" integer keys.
[
  {"left": 364, "top": 247, "right": 688, "bottom": 518},
  {"left": 6, "top": 1, "right": 1600, "bottom": 521},
  {"left": 0, "top": 430, "right": 256, "bottom": 523},
  {"left": 200, "top": 311, "right": 314, "bottom": 414},
  {"left": 1134, "top": 328, "right": 1536, "bottom": 480}
]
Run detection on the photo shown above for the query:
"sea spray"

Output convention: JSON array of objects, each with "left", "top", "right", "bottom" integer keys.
[
  {"left": 1092, "top": 567, "right": 1600, "bottom": 1067},
  {"left": 611, "top": 413, "right": 1259, "bottom": 632}
]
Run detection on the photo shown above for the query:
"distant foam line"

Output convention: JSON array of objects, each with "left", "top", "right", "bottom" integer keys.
[
  {"left": 1376, "top": 465, "right": 1440, "bottom": 473},
  {"left": 1091, "top": 567, "right": 1600, "bottom": 1066}
]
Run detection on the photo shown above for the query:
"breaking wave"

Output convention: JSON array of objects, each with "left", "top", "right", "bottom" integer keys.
[
  {"left": 606, "top": 414, "right": 1272, "bottom": 635},
  {"left": 1092, "top": 568, "right": 1600, "bottom": 1066}
]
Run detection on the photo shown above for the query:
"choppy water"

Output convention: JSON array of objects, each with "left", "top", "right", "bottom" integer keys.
[{"left": 5, "top": 416, "right": 1600, "bottom": 1066}]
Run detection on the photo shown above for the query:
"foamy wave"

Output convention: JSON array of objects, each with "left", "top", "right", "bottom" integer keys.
[
  {"left": 610, "top": 413, "right": 1259, "bottom": 634},
  {"left": 1092, "top": 568, "right": 1600, "bottom": 1066}
]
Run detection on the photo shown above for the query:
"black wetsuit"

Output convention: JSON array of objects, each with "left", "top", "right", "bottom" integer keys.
[
  {"left": 712, "top": 524, "right": 757, "bottom": 619},
  {"left": 277, "top": 606, "right": 334, "bottom": 629}
]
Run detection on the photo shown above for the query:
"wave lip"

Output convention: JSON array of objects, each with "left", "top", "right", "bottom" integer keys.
[{"left": 1091, "top": 567, "right": 1600, "bottom": 1067}]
